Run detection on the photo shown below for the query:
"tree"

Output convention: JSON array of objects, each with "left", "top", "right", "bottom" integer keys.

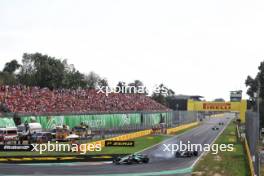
[
  {"left": 0, "top": 59, "right": 20, "bottom": 85},
  {"left": 0, "top": 53, "right": 106, "bottom": 90},
  {"left": 17, "top": 53, "right": 66, "bottom": 89},
  {"left": 0, "top": 72, "right": 17, "bottom": 85},
  {"left": 3, "top": 60, "right": 21, "bottom": 74},
  {"left": 129, "top": 80, "right": 143, "bottom": 88},
  {"left": 15, "top": 52, "right": 91, "bottom": 89},
  {"left": 128, "top": 80, "right": 147, "bottom": 94},
  {"left": 116, "top": 81, "right": 127, "bottom": 93},
  {"left": 85, "top": 71, "right": 101, "bottom": 89},
  {"left": 61, "top": 59, "right": 87, "bottom": 89},
  {"left": 245, "top": 60, "right": 264, "bottom": 129},
  {"left": 213, "top": 98, "right": 225, "bottom": 102},
  {"left": 151, "top": 84, "right": 173, "bottom": 106},
  {"left": 167, "top": 89, "right": 175, "bottom": 96},
  {"left": 245, "top": 75, "right": 258, "bottom": 100},
  {"left": 98, "top": 78, "right": 108, "bottom": 87},
  {"left": 97, "top": 78, "right": 109, "bottom": 91},
  {"left": 63, "top": 69, "right": 86, "bottom": 89}
]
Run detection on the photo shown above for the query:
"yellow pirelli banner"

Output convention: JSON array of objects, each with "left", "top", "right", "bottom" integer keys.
[{"left": 187, "top": 100, "right": 247, "bottom": 123}]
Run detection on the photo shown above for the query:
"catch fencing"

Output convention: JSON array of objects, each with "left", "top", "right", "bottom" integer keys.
[
  {"left": 0, "top": 111, "right": 199, "bottom": 132},
  {"left": 172, "top": 111, "right": 200, "bottom": 125},
  {"left": 245, "top": 111, "right": 260, "bottom": 176}
]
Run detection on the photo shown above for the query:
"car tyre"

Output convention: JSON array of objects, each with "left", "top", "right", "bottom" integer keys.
[
  {"left": 175, "top": 152, "right": 181, "bottom": 158},
  {"left": 142, "top": 158, "right": 149, "bottom": 163}
]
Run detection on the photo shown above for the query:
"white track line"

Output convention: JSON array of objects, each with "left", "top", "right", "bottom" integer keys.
[
  {"left": 190, "top": 114, "right": 234, "bottom": 168},
  {"left": 135, "top": 124, "right": 201, "bottom": 154}
]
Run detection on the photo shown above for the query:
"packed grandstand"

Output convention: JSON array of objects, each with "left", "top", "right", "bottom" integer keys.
[{"left": 0, "top": 85, "right": 170, "bottom": 115}]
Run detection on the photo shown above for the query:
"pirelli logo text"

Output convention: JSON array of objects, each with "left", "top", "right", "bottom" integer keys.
[{"left": 203, "top": 103, "right": 231, "bottom": 110}]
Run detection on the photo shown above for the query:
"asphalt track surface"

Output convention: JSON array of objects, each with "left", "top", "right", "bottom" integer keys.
[{"left": 0, "top": 113, "right": 234, "bottom": 176}]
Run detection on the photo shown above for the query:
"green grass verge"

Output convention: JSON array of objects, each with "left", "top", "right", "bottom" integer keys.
[
  {"left": 193, "top": 122, "right": 249, "bottom": 176},
  {"left": 92, "top": 135, "right": 170, "bottom": 155},
  {"left": 0, "top": 151, "right": 79, "bottom": 156}
]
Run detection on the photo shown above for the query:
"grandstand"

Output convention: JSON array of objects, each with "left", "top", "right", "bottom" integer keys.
[
  {"left": 0, "top": 85, "right": 178, "bottom": 132},
  {"left": 0, "top": 85, "right": 170, "bottom": 115}
]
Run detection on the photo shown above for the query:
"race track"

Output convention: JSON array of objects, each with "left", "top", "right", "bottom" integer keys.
[{"left": 0, "top": 113, "right": 234, "bottom": 176}]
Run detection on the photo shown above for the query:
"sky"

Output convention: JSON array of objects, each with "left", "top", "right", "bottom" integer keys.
[{"left": 0, "top": 0, "right": 264, "bottom": 100}]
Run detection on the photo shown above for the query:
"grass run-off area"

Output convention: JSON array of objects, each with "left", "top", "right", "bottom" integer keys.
[
  {"left": 193, "top": 121, "right": 249, "bottom": 176},
  {"left": 0, "top": 135, "right": 169, "bottom": 156}
]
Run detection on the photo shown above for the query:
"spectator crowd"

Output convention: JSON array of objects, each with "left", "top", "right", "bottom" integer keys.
[{"left": 0, "top": 85, "right": 170, "bottom": 115}]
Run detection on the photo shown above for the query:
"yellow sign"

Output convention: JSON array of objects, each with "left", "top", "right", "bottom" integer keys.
[
  {"left": 187, "top": 100, "right": 247, "bottom": 123},
  {"left": 202, "top": 103, "right": 231, "bottom": 110}
]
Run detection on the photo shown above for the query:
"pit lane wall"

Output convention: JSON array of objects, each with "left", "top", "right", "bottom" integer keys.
[{"left": 187, "top": 100, "right": 247, "bottom": 123}]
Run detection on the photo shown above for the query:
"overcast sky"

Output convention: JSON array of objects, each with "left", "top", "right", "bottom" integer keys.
[{"left": 0, "top": 0, "right": 264, "bottom": 100}]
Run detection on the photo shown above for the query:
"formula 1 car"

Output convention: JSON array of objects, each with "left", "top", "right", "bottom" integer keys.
[
  {"left": 212, "top": 126, "right": 219, "bottom": 130},
  {"left": 113, "top": 154, "right": 149, "bottom": 165},
  {"left": 219, "top": 122, "right": 224, "bottom": 125},
  {"left": 175, "top": 150, "right": 198, "bottom": 158}
]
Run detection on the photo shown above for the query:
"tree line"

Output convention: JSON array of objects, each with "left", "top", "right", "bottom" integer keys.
[
  {"left": 0, "top": 52, "right": 177, "bottom": 109},
  {"left": 245, "top": 60, "right": 264, "bottom": 128}
]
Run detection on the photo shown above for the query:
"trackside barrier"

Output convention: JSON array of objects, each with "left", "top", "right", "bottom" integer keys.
[
  {"left": 209, "top": 113, "right": 225, "bottom": 118},
  {"left": 236, "top": 125, "right": 241, "bottom": 139},
  {"left": 0, "top": 154, "right": 130, "bottom": 163},
  {"left": 85, "top": 122, "right": 199, "bottom": 151},
  {"left": 85, "top": 129, "right": 152, "bottom": 149},
  {"left": 244, "top": 138, "right": 255, "bottom": 176},
  {"left": 87, "top": 122, "right": 199, "bottom": 151},
  {"left": 166, "top": 122, "right": 199, "bottom": 135},
  {"left": 236, "top": 124, "right": 253, "bottom": 175}
]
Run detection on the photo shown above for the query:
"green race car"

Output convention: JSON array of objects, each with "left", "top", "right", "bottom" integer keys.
[{"left": 113, "top": 154, "right": 149, "bottom": 165}]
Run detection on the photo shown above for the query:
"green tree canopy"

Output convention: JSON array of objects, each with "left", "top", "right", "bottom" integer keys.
[
  {"left": 84, "top": 71, "right": 101, "bottom": 89},
  {"left": 245, "top": 60, "right": 264, "bottom": 128},
  {"left": 1, "top": 52, "right": 91, "bottom": 89},
  {"left": 3, "top": 59, "right": 21, "bottom": 74},
  {"left": 151, "top": 84, "right": 175, "bottom": 106}
]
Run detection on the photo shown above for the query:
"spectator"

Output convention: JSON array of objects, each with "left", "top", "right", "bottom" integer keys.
[{"left": 0, "top": 85, "right": 170, "bottom": 114}]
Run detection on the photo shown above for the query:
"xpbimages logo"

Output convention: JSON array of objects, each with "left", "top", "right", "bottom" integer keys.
[
  {"left": 31, "top": 141, "right": 101, "bottom": 154},
  {"left": 163, "top": 141, "right": 234, "bottom": 155},
  {"left": 96, "top": 84, "right": 168, "bottom": 96}
]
